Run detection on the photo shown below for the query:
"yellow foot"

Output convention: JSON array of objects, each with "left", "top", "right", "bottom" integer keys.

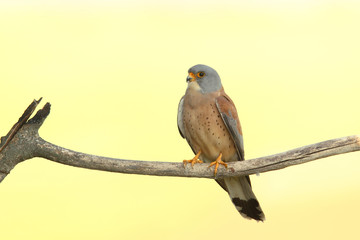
[
  {"left": 208, "top": 153, "right": 227, "bottom": 177},
  {"left": 183, "top": 150, "right": 203, "bottom": 167}
]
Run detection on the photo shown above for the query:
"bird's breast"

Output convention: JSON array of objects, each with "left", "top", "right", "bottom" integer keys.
[{"left": 182, "top": 91, "right": 237, "bottom": 162}]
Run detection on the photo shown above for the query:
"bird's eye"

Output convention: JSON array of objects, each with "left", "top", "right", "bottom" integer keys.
[{"left": 197, "top": 72, "right": 205, "bottom": 78}]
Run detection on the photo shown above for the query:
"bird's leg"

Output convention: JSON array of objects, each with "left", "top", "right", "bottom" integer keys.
[
  {"left": 208, "top": 153, "right": 227, "bottom": 177},
  {"left": 183, "top": 150, "right": 203, "bottom": 167}
]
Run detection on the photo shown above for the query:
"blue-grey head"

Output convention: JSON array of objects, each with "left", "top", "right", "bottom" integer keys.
[{"left": 186, "top": 64, "right": 222, "bottom": 93}]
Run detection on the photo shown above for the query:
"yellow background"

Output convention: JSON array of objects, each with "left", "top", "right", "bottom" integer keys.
[{"left": 1, "top": 0, "right": 360, "bottom": 239}]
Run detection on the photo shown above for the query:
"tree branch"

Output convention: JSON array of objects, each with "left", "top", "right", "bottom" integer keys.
[{"left": 1, "top": 99, "right": 359, "bottom": 183}]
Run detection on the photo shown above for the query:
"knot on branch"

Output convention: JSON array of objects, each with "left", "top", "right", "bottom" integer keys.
[{"left": 0, "top": 98, "right": 51, "bottom": 181}]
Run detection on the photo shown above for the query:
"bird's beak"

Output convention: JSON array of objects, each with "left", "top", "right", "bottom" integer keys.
[{"left": 186, "top": 72, "right": 196, "bottom": 82}]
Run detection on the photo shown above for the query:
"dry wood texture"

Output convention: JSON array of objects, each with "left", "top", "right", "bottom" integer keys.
[{"left": 1, "top": 99, "right": 359, "bottom": 183}]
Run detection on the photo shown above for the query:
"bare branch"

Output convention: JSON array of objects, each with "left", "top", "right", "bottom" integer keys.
[{"left": 1, "top": 99, "right": 359, "bottom": 183}]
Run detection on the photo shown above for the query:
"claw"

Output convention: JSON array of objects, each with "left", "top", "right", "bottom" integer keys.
[
  {"left": 208, "top": 153, "right": 227, "bottom": 177},
  {"left": 183, "top": 150, "right": 203, "bottom": 167}
]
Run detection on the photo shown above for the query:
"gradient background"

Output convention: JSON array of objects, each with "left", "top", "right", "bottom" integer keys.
[{"left": 1, "top": 0, "right": 360, "bottom": 239}]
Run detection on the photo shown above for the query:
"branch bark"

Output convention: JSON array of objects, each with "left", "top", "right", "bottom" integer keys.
[{"left": 1, "top": 99, "right": 359, "bottom": 183}]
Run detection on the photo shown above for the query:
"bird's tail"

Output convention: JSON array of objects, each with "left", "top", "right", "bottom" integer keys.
[{"left": 224, "top": 176, "right": 265, "bottom": 221}]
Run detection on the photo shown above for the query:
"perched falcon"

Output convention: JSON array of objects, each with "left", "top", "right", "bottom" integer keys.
[{"left": 177, "top": 64, "right": 265, "bottom": 221}]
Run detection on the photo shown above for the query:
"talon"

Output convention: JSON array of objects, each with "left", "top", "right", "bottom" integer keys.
[
  {"left": 208, "top": 153, "right": 227, "bottom": 177},
  {"left": 183, "top": 150, "right": 203, "bottom": 167}
]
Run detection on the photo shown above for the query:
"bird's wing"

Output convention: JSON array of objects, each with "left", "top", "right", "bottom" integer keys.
[
  {"left": 216, "top": 93, "right": 252, "bottom": 186},
  {"left": 215, "top": 94, "right": 245, "bottom": 161},
  {"left": 177, "top": 96, "right": 186, "bottom": 139}
]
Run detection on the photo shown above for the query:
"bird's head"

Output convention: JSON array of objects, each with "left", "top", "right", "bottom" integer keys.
[{"left": 186, "top": 64, "right": 222, "bottom": 93}]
